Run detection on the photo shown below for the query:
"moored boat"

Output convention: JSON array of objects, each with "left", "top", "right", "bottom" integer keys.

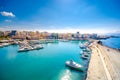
[
  {"left": 0, "top": 44, "right": 3, "bottom": 48},
  {"left": 83, "top": 52, "right": 89, "bottom": 57},
  {"left": 80, "top": 50, "right": 84, "bottom": 55},
  {"left": 18, "top": 41, "right": 44, "bottom": 52},
  {"left": 79, "top": 44, "right": 86, "bottom": 49},
  {"left": 65, "top": 60, "right": 83, "bottom": 71},
  {"left": 32, "top": 45, "right": 44, "bottom": 50},
  {"left": 81, "top": 54, "right": 88, "bottom": 60},
  {"left": 18, "top": 47, "right": 30, "bottom": 52}
]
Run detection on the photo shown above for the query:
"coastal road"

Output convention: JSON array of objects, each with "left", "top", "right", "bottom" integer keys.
[{"left": 95, "top": 45, "right": 112, "bottom": 80}]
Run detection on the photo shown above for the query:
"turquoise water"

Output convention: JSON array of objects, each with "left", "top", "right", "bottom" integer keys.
[
  {"left": 0, "top": 41, "right": 89, "bottom": 80},
  {"left": 101, "top": 38, "right": 120, "bottom": 49}
]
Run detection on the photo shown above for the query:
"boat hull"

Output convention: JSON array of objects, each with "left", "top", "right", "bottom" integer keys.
[
  {"left": 65, "top": 60, "right": 83, "bottom": 71},
  {"left": 66, "top": 64, "right": 83, "bottom": 71}
]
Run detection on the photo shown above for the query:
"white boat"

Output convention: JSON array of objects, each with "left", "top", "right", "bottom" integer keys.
[
  {"left": 18, "top": 47, "right": 30, "bottom": 52},
  {"left": 79, "top": 42, "right": 91, "bottom": 49},
  {"left": 18, "top": 41, "right": 44, "bottom": 52},
  {"left": 79, "top": 43, "right": 86, "bottom": 49},
  {"left": 81, "top": 54, "right": 88, "bottom": 60},
  {"left": 0, "top": 44, "right": 3, "bottom": 48},
  {"left": 83, "top": 52, "right": 89, "bottom": 57},
  {"left": 3, "top": 43, "right": 10, "bottom": 47},
  {"left": 80, "top": 51, "right": 83, "bottom": 55},
  {"left": 32, "top": 45, "right": 43, "bottom": 50},
  {"left": 66, "top": 60, "right": 83, "bottom": 71},
  {"left": 84, "top": 42, "right": 90, "bottom": 47}
]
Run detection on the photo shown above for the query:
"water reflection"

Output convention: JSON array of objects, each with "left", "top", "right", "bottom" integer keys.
[{"left": 60, "top": 69, "right": 71, "bottom": 80}]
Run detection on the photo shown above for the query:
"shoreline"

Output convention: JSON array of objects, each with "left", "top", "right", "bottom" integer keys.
[{"left": 86, "top": 41, "right": 120, "bottom": 80}]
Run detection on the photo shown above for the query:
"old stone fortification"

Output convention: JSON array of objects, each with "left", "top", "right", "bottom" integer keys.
[
  {"left": 97, "top": 44, "right": 120, "bottom": 80},
  {"left": 86, "top": 41, "right": 120, "bottom": 80}
]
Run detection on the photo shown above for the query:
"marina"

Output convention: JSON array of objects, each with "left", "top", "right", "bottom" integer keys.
[
  {"left": 79, "top": 41, "right": 91, "bottom": 60},
  {"left": 2, "top": 38, "right": 119, "bottom": 80},
  {"left": 0, "top": 41, "right": 90, "bottom": 80},
  {"left": 0, "top": 0, "right": 120, "bottom": 79}
]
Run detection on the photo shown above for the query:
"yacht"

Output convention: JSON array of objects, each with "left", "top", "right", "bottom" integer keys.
[
  {"left": 66, "top": 60, "right": 83, "bottom": 71},
  {"left": 18, "top": 41, "right": 43, "bottom": 52},
  {"left": 19, "top": 47, "right": 30, "bottom": 52}
]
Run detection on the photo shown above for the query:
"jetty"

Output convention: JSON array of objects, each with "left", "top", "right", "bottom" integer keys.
[{"left": 86, "top": 41, "right": 120, "bottom": 80}]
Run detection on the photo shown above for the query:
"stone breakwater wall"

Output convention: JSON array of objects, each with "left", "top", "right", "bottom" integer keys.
[
  {"left": 98, "top": 44, "right": 120, "bottom": 80},
  {"left": 86, "top": 41, "right": 120, "bottom": 80},
  {"left": 86, "top": 43, "right": 107, "bottom": 80}
]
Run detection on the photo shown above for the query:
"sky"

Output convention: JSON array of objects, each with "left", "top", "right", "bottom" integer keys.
[{"left": 0, "top": 0, "right": 120, "bottom": 33}]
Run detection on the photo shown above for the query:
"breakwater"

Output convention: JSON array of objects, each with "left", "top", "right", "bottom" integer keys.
[{"left": 86, "top": 41, "right": 120, "bottom": 80}]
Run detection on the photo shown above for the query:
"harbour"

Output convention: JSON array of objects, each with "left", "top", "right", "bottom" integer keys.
[
  {"left": 0, "top": 0, "right": 120, "bottom": 79},
  {"left": 0, "top": 38, "right": 120, "bottom": 80},
  {"left": 0, "top": 40, "right": 90, "bottom": 80}
]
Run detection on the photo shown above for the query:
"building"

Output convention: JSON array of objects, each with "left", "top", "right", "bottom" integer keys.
[
  {"left": 4, "top": 31, "right": 11, "bottom": 36},
  {"left": 91, "top": 34, "right": 98, "bottom": 39},
  {"left": 9, "top": 30, "right": 17, "bottom": 37},
  {"left": 0, "top": 31, "right": 4, "bottom": 37}
]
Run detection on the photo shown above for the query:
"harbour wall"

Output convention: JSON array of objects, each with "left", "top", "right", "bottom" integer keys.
[{"left": 86, "top": 41, "right": 120, "bottom": 80}]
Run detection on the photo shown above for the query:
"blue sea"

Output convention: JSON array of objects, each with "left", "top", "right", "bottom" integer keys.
[
  {"left": 101, "top": 38, "right": 120, "bottom": 49},
  {"left": 0, "top": 41, "right": 90, "bottom": 80}
]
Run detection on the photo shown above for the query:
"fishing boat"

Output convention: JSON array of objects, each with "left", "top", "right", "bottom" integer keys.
[{"left": 65, "top": 60, "right": 83, "bottom": 71}]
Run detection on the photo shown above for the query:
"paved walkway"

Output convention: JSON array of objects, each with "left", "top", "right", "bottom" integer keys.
[
  {"left": 86, "top": 44, "right": 107, "bottom": 80},
  {"left": 86, "top": 41, "right": 120, "bottom": 80},
  {"left": 95, "top": 46, "right": 112, "bottom": 80}
]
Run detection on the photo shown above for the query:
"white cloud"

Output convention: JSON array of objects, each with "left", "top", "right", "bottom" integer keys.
[
  {"left": 5, "top": 19, "right": 12, "bottom": 22},
  {"left": 0, "top": 11, "right": 15, "bottom": 17}
]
